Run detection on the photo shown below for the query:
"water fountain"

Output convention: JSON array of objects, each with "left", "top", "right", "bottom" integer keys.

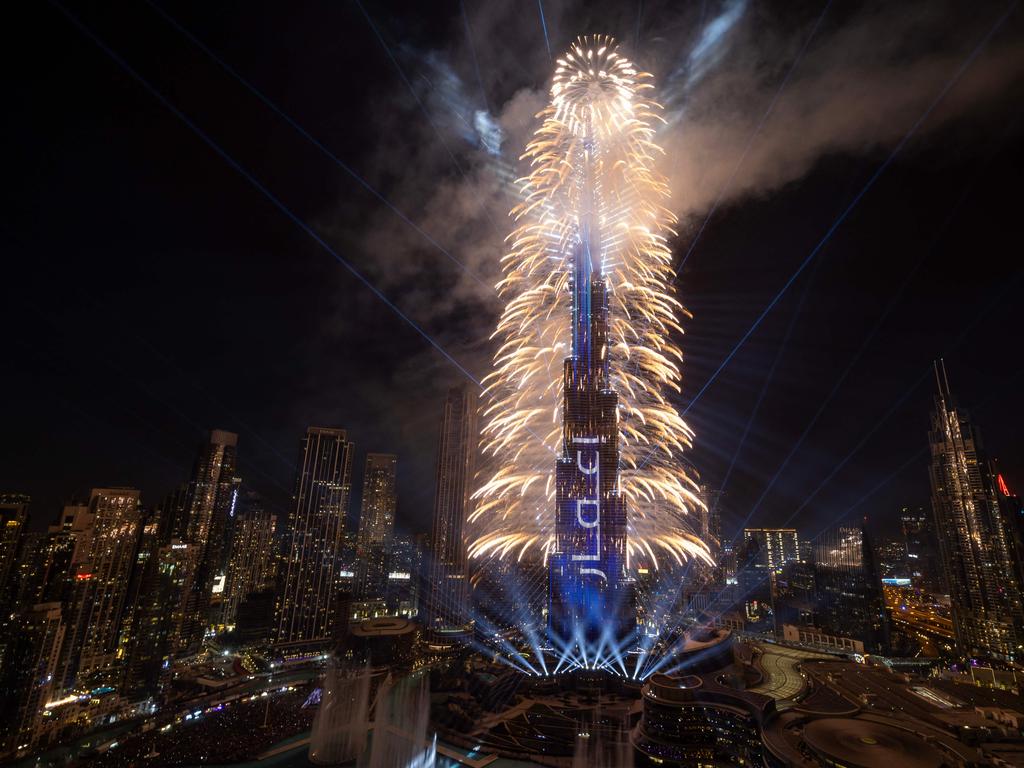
[
  {"left": 308, "top": 663, "right": 371, "bottom": 764},
  {"left": 363, "top": 673, "right": 435, "bottom": 768},
  {"left": 572, "top": 718, "right": 634, "bottom": 768}
]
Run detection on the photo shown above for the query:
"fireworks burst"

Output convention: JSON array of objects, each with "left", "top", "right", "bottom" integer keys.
[{"left": 469, "top": 36, "right": 711, "bottom": 570}]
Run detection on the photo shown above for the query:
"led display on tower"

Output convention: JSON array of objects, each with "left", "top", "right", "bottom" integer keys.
[
  {"left": 473, "top": 35, "right": 711, "bottom": 673},
  {"left": 548, "top": 144, "right": 630, "bottom": 645}
]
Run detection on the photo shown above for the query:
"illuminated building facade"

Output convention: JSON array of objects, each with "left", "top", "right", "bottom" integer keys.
[
  {"left": 0, "top": 494, "right": 28, "bottom": 602},
  {"left": 809, "top": 522, "right": 890, "bottom": 654},
  {"left": 929, "top": 362, "right": 1024, "bottom": 659},
  {"left": 0, "top": 494, "right": 30, "bottom": 668},
  {"left": 427, "top": 385, "right": 477, "bottom": 632},
  {"left": 356, "top": 453, "right": 397, "bottom": 608},
  {"left": 742, "top": 528, "right": 799, "bottom": 575},
  {"left": 276, "top": 427, "right": 353, "bottom": 643},
  {"left": 218, "top": 490, "right": 276, "bottom": 630},
  {"left": 122, "top": 535, "right": 188, "bottom": 698},
  {"left": 548, "top": 183, "right": 631, "bottom": 645},
  {"left": 358, "top": 453, "right": 397, "bottom": 547},
  {"left": 175, "top": 429, "right": 238, "bottom": 655},
  {"left": 474, "top": 38, "right": 711, "bottom": 668},
  {"left": 61, "top": 488, "right": 141, "bottom": 686},
  {"left": 384, "top": 535, "right": 422, "bottom": 619},
  {"left": 0, "top": 602, "right": 65, "bottom": 757},
  {"left": 900, "top": 505, "right": 940, "bottom": 591}
]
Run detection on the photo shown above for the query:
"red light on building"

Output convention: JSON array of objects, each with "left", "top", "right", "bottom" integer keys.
[
  {"left": 76, "top": 572, "right": 93, "bottom": 581},
  {"left": 998, "top": 474, "right": 1011, "bottom": 497}
]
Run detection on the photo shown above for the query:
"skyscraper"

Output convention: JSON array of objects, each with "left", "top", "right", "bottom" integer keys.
[
  {"left": 742, "top": 528, "right": 799, "bottom": 574},
  {"left": 0, "top": 602, "right": 65, "bottom": 757},
  {"left": 929, "top": 361, "right": 1024, "bottom": 660},
  {"left": 810, "top": 522, "right": 890, "bottom": 653},
  {"left": 427, "top": 385, "right": 477, "bottom": 632},
  {"left": 0, "top": 494, "right": 29, "bottom": 600},
  {"left": 355, "top": 453, "right": 397, "bottom": 611},
  {"left": 900, "top": 505, "right": 940, "bottom": 591},
  {"left": 384, "top": 535, "right": 423, "bottom": 619},
  {"left": 218, "top": 491, "right": 276, "bottom": 630},
  {"left": 276, "top": 427, "right": 353, "bottom": 643},
  {"left": 61, "top": 488, "right": 141, "bottom": 686},
  {"left": 548, "top": 168, "right": 631, "bottom": 645},
  {"left": 699, "top": 487, "right": 723, "bottom": 559},
  {"left": 174, "top": 430, "right": 238, "bottom": 655},
  {"left": 0, "top": 494, "right": 30, "bottom": 670},
  {"left": 358, "top": 453, "right": 397, "bottom": 547}
]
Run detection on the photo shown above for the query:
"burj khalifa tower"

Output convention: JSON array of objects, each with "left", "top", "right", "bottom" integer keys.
[{"left": 547, "top": 125, "right": 633, "bottom": 649}]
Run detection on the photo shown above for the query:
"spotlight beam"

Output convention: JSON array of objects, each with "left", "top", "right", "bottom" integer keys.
[
  {"left": 736, "top": 167, "right": 987, "bottom": 528},
  {"left": 719, "top": 254, "right": 822, "bottom": 495},
  {"left": 536, "top": 0, "right": 552, "bottom": 60},
  {"left": 459, "top": 0, "right": 491, "bottom": 114},
  {"left": 352, "top": 0, "right": 471, "bottom": 181},
  {"left": 147, "top": 0, "right": 492, "bottom": 293},
  {"left": 49, "top": 0, "right": 482, "bottom": 390},
  {"left": 673, "top": 0, "right": 834, "bottom": 279},
  {"left": 656, "top": 0, "right": 1019, "bottom": 441},
  {"left": 683, "top": 267, "right": 1023, "bottom": 629}
]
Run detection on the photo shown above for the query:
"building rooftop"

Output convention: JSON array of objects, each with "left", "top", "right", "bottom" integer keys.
[
  {"left": 349, "top": 617, "right": 416, "bottom": 638},
  {"left": 802, "top": 717, "right": 949, "bottom": 768}
]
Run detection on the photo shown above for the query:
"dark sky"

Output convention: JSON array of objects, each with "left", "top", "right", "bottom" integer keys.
[{"left": 3, "top": 1, "right": 1022, "bottom": 543}]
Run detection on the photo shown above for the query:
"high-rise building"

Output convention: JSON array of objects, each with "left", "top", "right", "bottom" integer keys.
[
  {"left": 125, "top": 539, "right": 193, "bottom": 697},
  {"left": 997, "top": 475, "right": 1024, "bottom": 602},
  {"left": 0, "top": 602, "right": 65, "bottom": 757},
  {"left": 355, "top": 453, "right": 397, "bottom": 608},
  {"left": 900, "top": 505, "right": 940, "bottom": 591},
  {"left": 174, "top": 430, "right": 238, "bottom": 655},
  {"left": 276, "top": 427, "right": 354, "bottom": 643},
  {"left": 928, "top": 361, "right": 1024, "bottom": 660},
  {"left": 697, "top": 486, "right": 722, "bottom": 563},
  {"left": 60, "top": 488, "right": 141, "bottom": 687},
  {"left": 742, "top": 528, "right": 799, "bottom": 575},
  {"left": 385, "top": 535, "right": 423, "bottom": 619},
  {"left": 0, "top": 494, "right": 30, "bottom": 670},
  {"left": 426, "top": 385, "right": 478, "bottom": 632},
  {"left": 810, "top": 522, "right": 890, "bottom": 653},
  {"left": 0, "top": 494, "right": 29, "bottom": 599},
  {"left": 813, "top": 527, "right": 863, "bottom": 569},
  {"left": 548, "top": 189, "right": 630, "bottom": 645},
  {"left": 218, "top": 491, "right": 276, "bottom": 630},
  {"left": 358, "top": 454, "right": 397, "bottom": 547}
]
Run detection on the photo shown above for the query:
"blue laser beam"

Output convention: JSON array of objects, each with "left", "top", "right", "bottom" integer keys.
[
  {"left": 737, "top": 160, "right": 996, "bottom": 528},
  {"left": 537, "top": 0, "right": 552, "bottom": 60},
  {"left": 720, "top": 258, "right": 821, "bottom": 494},
  {"left": 146, "top": 0, "right": 491, "bottom": 294},
  {"left": 351, "top": 0, "right": 472, "bottom": 181},
  {"left": 459, "top": 0, "right": 491, "bottom": 115},
  {"left": 667, "top": 0, "right": 1017, "bottom": 432},
  {"left": 700, "top": 363, "right": 1024, "bottom": 633},
  {"left": 674, "top": 0, "right": 833, "bottom": 280},
  {"left": 681, "top": 271, "right": 1023, "bottom": 628},
  {"left": 49, "top": 0, "right": 481, "bottom": 390},
  {"left": 787, "top": 268, "right": 1023, "bottom": 521}
]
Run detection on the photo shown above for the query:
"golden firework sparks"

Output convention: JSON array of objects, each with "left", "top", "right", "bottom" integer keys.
[{"left": 471, "top": 36, "right": 711, "bottom": 570}]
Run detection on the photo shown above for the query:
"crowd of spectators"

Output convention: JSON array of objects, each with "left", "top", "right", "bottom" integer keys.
[{"left": 87, "top": 686, "right": 314, "bottom": 766}]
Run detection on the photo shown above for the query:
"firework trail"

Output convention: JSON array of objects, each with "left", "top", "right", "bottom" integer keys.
[{"left": 470, "top": 36, "right": 711, "bottom": 571}]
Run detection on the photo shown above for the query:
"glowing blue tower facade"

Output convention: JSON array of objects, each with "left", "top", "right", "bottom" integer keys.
[{"left": 548, "top": 150, "right": 633, "bottom": 648}]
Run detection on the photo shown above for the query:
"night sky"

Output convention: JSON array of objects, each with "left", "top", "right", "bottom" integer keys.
[{"left": 3, "top": 1, "right": 1022, "bottom": 543}]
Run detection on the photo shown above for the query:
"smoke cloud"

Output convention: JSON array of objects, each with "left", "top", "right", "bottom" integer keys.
[
  {"left": 311, "top": 0, "right": 1022, "bottom": 528},
  {"left": 324, "top": 0, "right": 1021, "bottom": 325}
]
